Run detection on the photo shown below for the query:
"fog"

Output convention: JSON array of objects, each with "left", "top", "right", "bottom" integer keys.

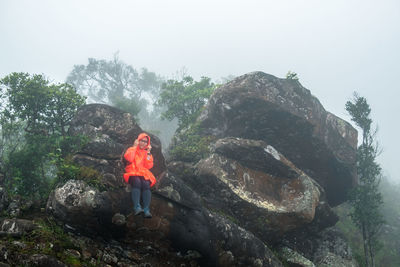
[{"left": 1, "top": 0, "right": 399, "bottom": 181}]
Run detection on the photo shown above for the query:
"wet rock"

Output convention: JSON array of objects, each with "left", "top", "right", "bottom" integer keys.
[
  {"left": 281, "top": 227, "right": 358, "bottom": 267},
  {"left": 11, "top": 241, "right": 27, "bottom": 250},
  {"left": 0, "top": 187, "right": 8, "bottom": 212},
  {"left": 194, "top": 143, "right": 329, "bottom": 240},
  {"left": 65, "top": 249, "right": 81, "bottom": 259},
  {"left": 0, "top": 244, "right": 8, "bottom": 262},
  {"left": 0, "top": 218, "right": 37, "bottom": 237},
  {"left": 207, "top": 211, "right": 282, "bottom": 267},
  {"left": 278, "top": 246, "right": 315, "bottom": 267},
  {"left": 112, "top": 213, "right": 126, "bottom": 226},
  {"left": 6, "top": 200, "right": 20, "bottom": 218},
  {"left": 198, "top": 72, "right": 357, "bottom": 206},
  {"left": 46, "top": 180, "right": 114, "bottom": 234},
  {"left": 25, "top": 254, "right": 67, "bottom": 267},
  {"left": 68, "top": 104, "right": 166, "bottom": 177},
  {"left": 41, "top": 97, "right": 357, "bottom": 266},
  {"left": 102, "top": 251, "right": 118, "bottom": 264}
]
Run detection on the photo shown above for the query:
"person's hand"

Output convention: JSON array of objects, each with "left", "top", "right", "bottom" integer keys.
[
  {"left": 147, "top": 145, "right": 152, "bottom": 153},
  {"left": 134, "top": 139, "right": 139, "bottom": 147}
]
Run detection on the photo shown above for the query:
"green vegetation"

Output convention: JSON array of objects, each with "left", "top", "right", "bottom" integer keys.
[
  {"left": 285, "top": 71, "right": 299, "bottom": 80},
  {"left": 1, "top": 217, "right": 76, "bottom": 264},
  {"left": 0, "top": 217, "right": 99, "bottom": 266},
  {"left": 66, "top": 54, "right": 178, "bottom": 147},
  {"left": 169, "top": 122, "right": 215, "bottom": 162},
  {"left": 158, "top": 76, "right": 216, "bottom": 130},
  {"left": 156, "top": 75, "right": 217, "bottom": 162},
  {"left": 67, "top": 53, "right": 162, "bottom": 118},
  {"left": 344, "top": 93, "right": 384, "bottom": 267},
  {"left": 54, "top": 155, "right": 107, "bottom": 191},
  {"left": 0, "top": 72, "right": 86, "bottom": 204},
  {"left": 336, "top": 178, "right": 400, "bottom": 267}
]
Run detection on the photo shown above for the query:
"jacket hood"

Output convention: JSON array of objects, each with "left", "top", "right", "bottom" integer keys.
[{"left": 136, "top": 132, "right": 151, "bottom": 149}]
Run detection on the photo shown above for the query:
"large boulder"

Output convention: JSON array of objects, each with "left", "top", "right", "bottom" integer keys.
[
  {"left": 45, "top": 87, "right": 358, "bottom": 266},
  {"left": 46, "top": 180, "right": 116, "bottom": 234},
  {"left": 206, "top": 211, "right": 283, "bottom": 267},
  {"left": 0, "top": 219, "right": 37, "bottom": 237},
  {"left": 47, "top": 104, "right": 285, "bottom": 266},
  {"left": 198, "top": 72, "right": 357, "bottom": 206},
  {"left": 190, "top": 137, "right": 337, "bottom": 242},
  {"left": 281, "top": 227, "right": 358, "bottom": 267},
  {"left": 47, "top": 104, "right": 167, "bottom": 234},
  {"left": 68, "top": 103, "right": 166, "bottom": 181}
]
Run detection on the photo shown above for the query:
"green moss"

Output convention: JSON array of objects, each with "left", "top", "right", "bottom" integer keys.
[
  {"left": 28, "top": 218, "right": 76, "bottom": 250},
  {"left": 210, "top": 208, "right": 239, "bottom": 225},
  {"left": 270, "top": 248, "right": 291, "bottom": 267},
  {"left": 56, "top": 156, "right": 107, "bottom": 192},
  {"left": 0, "top": 217, "right": 81, "bottom": 265},
  {"left": 63, "top": 255, "right": 82, "bottom": 267},
  {"left": 77, "top": 166, "right": 107, "bottom": 192}
]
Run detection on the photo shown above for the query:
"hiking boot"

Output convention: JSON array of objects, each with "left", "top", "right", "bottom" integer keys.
[
  {"left": 134, "top": 207, "right": 144, "bottom": 216},
  {"left": 143, "top": 208, "right": 152, "bottom": 218}
]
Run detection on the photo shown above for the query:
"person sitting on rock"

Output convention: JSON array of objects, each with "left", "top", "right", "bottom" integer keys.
[{"left": 123, "top": 133, "right": 156, "bottom": 218}]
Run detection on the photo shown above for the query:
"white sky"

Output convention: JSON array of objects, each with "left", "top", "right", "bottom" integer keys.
[{"left": 1, "top": 0, "right": 399, "bottom": 181}]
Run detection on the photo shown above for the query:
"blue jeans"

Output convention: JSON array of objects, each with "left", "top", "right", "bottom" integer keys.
[{"left": 129, "top": 176, "right": 151, "bottom": 212}]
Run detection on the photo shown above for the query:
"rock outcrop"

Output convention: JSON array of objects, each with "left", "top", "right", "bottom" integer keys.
[
  {"left": 47, "top": 103, "right": 283, "bottom": 266},
  {"left": 47, "top": 104, "right": 167, "bottom": 234},
  {"left": 190, "top": 137, "right": 337, "bottom": 242},
  {"left": 198, "top": 72, "right": 357, "bottom": 206},
  {"left": 43, "top": 72, "right": 358, "bottom": 266},
  {"left": 0, "top": 218, "right": 37, "bottom": 237},
  {"left": 281, "top": 227, "right": 358, "bottom": 267}
]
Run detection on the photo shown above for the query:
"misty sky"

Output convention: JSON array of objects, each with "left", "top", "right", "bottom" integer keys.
[{"left": 1, "top": 0, "right": 399, "bottom": 182}]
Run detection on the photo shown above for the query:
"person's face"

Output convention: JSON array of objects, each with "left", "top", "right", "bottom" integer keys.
[{"left": 139, "top": 138, "right": 148, "bottom": 149}]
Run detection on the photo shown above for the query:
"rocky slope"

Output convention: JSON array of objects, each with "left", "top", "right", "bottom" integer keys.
[{"left": 0, "top": 72, "right": 359, "bottom": 266}]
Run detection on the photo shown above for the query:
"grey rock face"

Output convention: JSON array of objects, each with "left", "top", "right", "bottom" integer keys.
[
  {"left": 0, "top": 219, "right": 37, "bottom": 237},
  {"left": 193, "top": 137, "right": 336, "bottom": 241},
  {"left": 47, "top": 104, "right": 168, "bottom": 234},
  {"left": 6, "top": 200, "right": 20, "bottom": 218},
  {"left": 24, "top": 254, "right": 67, "bottom": 267},
  {"left": 278, "top": 246, "right": 315, "bottom": 267},
  {"left": 0, "top": 187, "right": 8, "bottom": 212},
  {"left": 198, "top": 72, "right": 357, "bottom": 206},
  {"left": 44, "top": 91, "right": 357, "bottom": 266},
  {"left": 46, "top": 180, "right": 114, "bottom": 234},
  {"left": 68, "top": 103, "right": 166, "bottom": 178},
  {"left": 207, "top": 211, "right": 283, "bottom": 267},
  {"left": 282, "top": 227, "right": 358, "bottom": 267}
]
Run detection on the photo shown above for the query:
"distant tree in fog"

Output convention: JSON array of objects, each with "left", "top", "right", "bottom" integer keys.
[
  {"left": 67, "top": 53, "right": 162, "bottom": 117},
  {"left": 346, "top": 92, "right": 384, "bottom": 267},
  {"left": 158, "top": 76, "right": 215, "bottom": 130}
]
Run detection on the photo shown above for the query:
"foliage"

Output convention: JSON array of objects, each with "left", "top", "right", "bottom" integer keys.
[
  {"left": 335, "top": 178, "right": 400, "bottom": 267},
  {"left": 285, "top": 71, "right": 299, "bottom": 80},
  {"left": 169, "top": 122, "right": 215, "bottom": 162},
  {"left": 66, "top": 54, "right": 181, "bottom": 148},
  {"left": 0, "top": 72, "right": 86, "bottom": 204},
  {"left": 5, "top": 137, "right": 51, "bottom": 202},
  {"left": 158, "top": 76, "right": 216, "bottom": 130},
  {"left": 345, "top": 92, "right": 384, "bottom": 267},
  {"left": 1, "top": 72, "right": 85, "bottom": 136},
  {"left": 66, "top": 53, "right": 162, "bottom": 117},
  {"left": 50, "top": 152, "right": 107, "bottom": 191},
  {"left": 9, "top": 217, "right": 89, "bottom": 266}
]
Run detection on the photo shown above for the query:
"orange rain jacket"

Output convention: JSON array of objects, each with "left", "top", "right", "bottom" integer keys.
[{"left": 123, "top": 133, "right": 156, "bottom": 187}]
